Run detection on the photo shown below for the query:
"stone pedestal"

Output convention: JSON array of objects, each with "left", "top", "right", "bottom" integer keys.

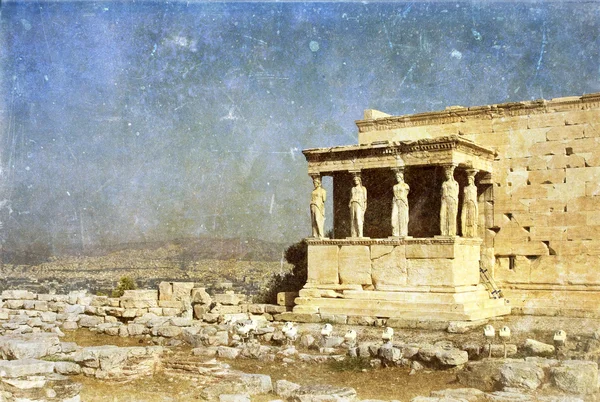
[{"left": 297, "top": 237, "right": 510, "bottom": 321}]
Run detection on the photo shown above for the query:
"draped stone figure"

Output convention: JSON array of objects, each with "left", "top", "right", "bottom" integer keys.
[
  {"left": 349, "top": 175, "right": 367, "bottom": 238},
  {"left": 440, "top": 166, "right": 459, "bottom": 236},
  {"left": 310, "top": 176, "right": 326, "bottom": 238},
  {"left": 391, "top": 171, "right": 410, "bottom": 237},
  {"left": 461, "top": 171, "right": 479, "bottom": 238}
]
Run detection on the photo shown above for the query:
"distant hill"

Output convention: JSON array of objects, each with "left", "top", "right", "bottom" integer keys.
[
  {"left": 1, "top": 236, "right": 291, "bottom": 265},
  {"left": 0, "top": 237, "right": 296, "bottom": 296}
]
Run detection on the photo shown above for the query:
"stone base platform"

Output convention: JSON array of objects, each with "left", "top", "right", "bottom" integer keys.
[
  {"left": 503, "top": 285, "right": 600, "bottom": 318},
  {"left": 293, "top": 285, "right": 511, "bottom": 322}
]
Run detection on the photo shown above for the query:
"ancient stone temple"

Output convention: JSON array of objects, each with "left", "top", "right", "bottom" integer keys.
[{"left": 295, "top": 92, "right": 600, "bottom": 321}]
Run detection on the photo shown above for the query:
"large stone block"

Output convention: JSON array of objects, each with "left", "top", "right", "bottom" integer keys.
[
  {"left": 0, "top": 359, "right": 55, "bottom": 378},
  {"left": 405, "top": 243, "right": 455, "bottom": 259},
  {"left": 213, "top": 292, "right": 242, "bottom": 306},
  {"left": 158, "top": 282, "right": 173, "bottom": 301},
  {"left": 528, "top": 112, "right": 566, "bottom": 129},
  {"left": 120, "top": 298, "right": 158, "bottom": 309},
  {"left": 1, "top": 290, "right": 36, "bottom": 300},
  {"left": 406, "top": 259, "right": 450, "bottom": 287},
  {"left": 172, "top": 282, "right": 195, "bottom": 302},
  {"left": 0, "top": 334, "right": 61, "bottom": 360},
  {"left": 528, "top": 169, "right": 566, "bottom": 185},
  {"left": 569, "top": 137, "right": 600, "bottom": 154},
  {"left": 191, "top": 288, "right": 212, "bottom": 305},
  {"left": 550, "top": 360, "right": 598, "bottom": 395},
  {"left": 307, "top": 245, "right": 339, "bottom": 285},
  {"left": 546, "top": 125, "right": 585, "bottom": 141},
  {"left": 338, "top": 246, "right": 371, "bottom": 285},
  {"left": 494, "top": 256, "right": 531, "bottom": 284},
  {"left": 547, "top": 154, "right": 585, "bottom": 169},
  {"left": 567, "top": 196, "right": 600, "bottom": 212},
  {"left": 371, "top": 245, "right": 407, "bottom": 288},
  {"left": 492, "top": 116, "right": 529, "bottom": 132},
  {"left": 122, "top": 290, "right": 158, "bottom": 300}
]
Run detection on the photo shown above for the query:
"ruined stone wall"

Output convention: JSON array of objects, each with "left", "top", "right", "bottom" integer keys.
[{"left": 356, "top": 93, "right": 600, "bottom": 316}]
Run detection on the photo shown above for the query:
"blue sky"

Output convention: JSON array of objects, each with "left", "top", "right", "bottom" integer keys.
[{"left": 1, "top": 1, "right": 599, "bottom": 253}]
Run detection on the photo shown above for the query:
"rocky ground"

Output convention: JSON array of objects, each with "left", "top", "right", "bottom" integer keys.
[{"left": 2, "top": 312, "right": 600, "bottom": 401}]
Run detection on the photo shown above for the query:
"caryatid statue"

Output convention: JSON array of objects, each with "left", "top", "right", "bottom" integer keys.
[
  {"left": 349, "top": 174, "right": 367, "bottom": 238},
  {"left": 440, "top": 165, "right": 459, "bottom": 236},
  {"left": 461, "top": 170, "right": 479, "bottom": 238},
  {"left": 391, "top": 169, "right": 410, "bottom": 237},
  {"left": 310, "top": 176, "right": 326, "bottom": 238}
]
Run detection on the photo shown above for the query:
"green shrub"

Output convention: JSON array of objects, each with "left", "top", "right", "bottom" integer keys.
[
  {"left": 256, "top": 239, "right": 307, "bottom": 304},
  {"left": 111, "top": 276, "right": 136, "bottom": 298}
]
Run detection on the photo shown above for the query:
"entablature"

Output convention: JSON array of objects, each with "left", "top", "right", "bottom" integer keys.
[{"left": 303, "top": 135, "right": 495, "bottom": 175}]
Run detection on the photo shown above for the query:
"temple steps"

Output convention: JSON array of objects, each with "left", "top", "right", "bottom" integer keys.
[{"left": 293, "top": 295, "right": 510, "bottom": 321}]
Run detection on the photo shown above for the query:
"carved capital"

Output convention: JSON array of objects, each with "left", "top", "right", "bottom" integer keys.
[{"left": 465, "top": 169, "right": 479, "bottom": 179}]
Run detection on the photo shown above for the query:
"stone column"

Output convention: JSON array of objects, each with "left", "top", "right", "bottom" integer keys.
[
  {"left": 461, "top": 169, "right": 479, "bottom": 238},
  {"left": 440, "top": 165, "right": 459, "bottom": 237},
  {"left": 309, "top": 174, "right": 326, "bottom": 238},
  {"left": 391, "top": 167, "right": 410, "bottom": 237},
  {"left": 349, "top": 171, "right": 367, "bottom": 238}
]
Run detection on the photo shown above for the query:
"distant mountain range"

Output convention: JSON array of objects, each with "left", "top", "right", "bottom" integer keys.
[{"left": 1, "top": 237, "right": 293, "bottom": 265}]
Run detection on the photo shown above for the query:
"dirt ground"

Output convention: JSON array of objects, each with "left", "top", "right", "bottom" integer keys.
[{"left": 63, "top": 314, "right": 600, "bottom": 401}]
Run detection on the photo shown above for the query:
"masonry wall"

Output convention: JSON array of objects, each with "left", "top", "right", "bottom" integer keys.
[{"left": 356, "top": 94, "right": 600, "bottom": 316}]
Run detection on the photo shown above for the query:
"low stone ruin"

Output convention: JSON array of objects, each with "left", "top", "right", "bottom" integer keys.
[{"left": 1, "top": 284, "right": 600, "bottom": 401}]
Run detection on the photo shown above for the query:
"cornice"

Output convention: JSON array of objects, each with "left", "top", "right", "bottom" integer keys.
[
  {"left": 356, "top": 92, "right": 600, "bottom": 133},
  {"left": 303, "top": 135, "right": 495, "bottom": 162}
]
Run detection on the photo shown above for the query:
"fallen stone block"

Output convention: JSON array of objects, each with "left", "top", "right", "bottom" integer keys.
[
  {"left": 122, "top": 290, "right": 158, "bottom": 300},
  {"left": 62, "top": 322, "right": 78, "bottom": 331},
  {"left": 40, "top": 311, "right": 58, "bottom": 323},
  {"left": 54, "top": 361, "right": 82, "bottom": 375},
  {"left": 214, "top": 293, "right": 243, "bottom": 306},
  {"left": 550, "top": 360, "right": 599, "bottom": 395},
  {"left": 169, "top": 317, "right": 194, "bottom": 327},
  {"left": 0, "top": 359, "right": 55, "bottom": 377},
  {"left": 218, "top": 346, "right": 241, "bottom": 360},
  {"left": 274, "top": 379, "right": 302, "bottom": 398},
  {"left": 320, "top": 336, "right": 344, "bottom": 349},
  {"left": 159, "top": 282, "right": 173, "bottom": 301},
  {"left": 289, "top": 384, "right": 357, "bottom": 402},
  {"left": 523, "top": 339, "right": 554, "bottom": 356},
  {"left": 120, "top": 298, "right": 158, "bottom": 309},
  {"left": 172, "top": 282, "right": 195, "bottom": 302},
  {"left": 379, "top": 344, "right": 402, "bottom": 365},
  {"left": 499, "top": 361, "right": 545, "bottom": 390},
  {"left": 5, "top": 300, "right": 24, "bottom": 309},
  {"left": 457, "top": 360, "right": 505, "bottom": 391},
  {"left": 90, "top": 296, "right": 111, "bottom": 307},
  {"left": 152, "top": 325, "right": 182, "bottom": 338},
  {"left": 0, "top": 333, "right": 61, "bottom": 360},
  {"left": 436, "top": 349, "right": 468, "bottom": 366},
  {"left": 200, "top": 373, "right": 272, "bottom": 399},
  {"left": 127, "top": 323, "right": 147, "bottom": 336},
  {"left": 191, "top": 288, "right": 212, "bottom": 304},
  {"left": 194, "top": 304, "right": 210, "bottom": 319},
  {"left": 158, "top": 300, "right": 184, "bottom": 308},
  {"left": 1, "top": 290, "right": 36, "bottom": 300},
  {"left": 77, "top": 315, "right": 104, "bottom": 328},
  {"left": 265, "top": 305, "right": 287, "bottom": 314}
]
